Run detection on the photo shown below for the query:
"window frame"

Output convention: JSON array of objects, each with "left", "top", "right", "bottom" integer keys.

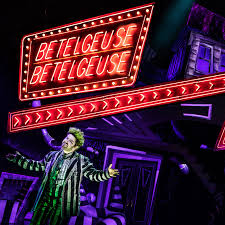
[
  {"left": 219, "top": 51, "right": 225, "bottom": 72},
  {"left": 195, "top": 43, "right": 213, "bottom": 75}
]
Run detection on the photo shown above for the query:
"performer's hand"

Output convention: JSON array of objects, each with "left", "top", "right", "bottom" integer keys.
[
  {"left": 6, "top": 151, "right": 21, "bottom": 162},
  {"left": 108, "top": 164, "right": 120, "bottom": 177}
]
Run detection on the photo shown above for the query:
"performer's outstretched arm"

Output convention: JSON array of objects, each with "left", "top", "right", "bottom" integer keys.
[
  {"left": 32, "top": 100, "right": 61, "bottom": 151},
  {"left": 6, "top": 151, "right": 53, "bottom": 172},
  {"left": 41, "top": 128, "right": 61, "bottom": 151},
  {"left": 82, "top": 156, "right": 119, "bottom": 182}
]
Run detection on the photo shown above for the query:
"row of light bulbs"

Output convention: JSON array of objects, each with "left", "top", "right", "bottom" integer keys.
[
  {"left": 23, "top": 8, "right": 151, "bottom": 42},
  {"left": 23, "top": 76, "right": 134, "bottom": 98}
]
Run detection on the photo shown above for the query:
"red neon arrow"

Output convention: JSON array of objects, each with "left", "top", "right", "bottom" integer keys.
[
  {"left": 195, "top": 84, "right": 200, "bottom": 92},
  {"left": 128, "top": 96, "right": 133, "bottom": 104},
  {"left": 68, "top": 107, "right": 73, "bottom": 117},
  {"left": 14, "top": 117, "right": 19, "bottom": 127},
  {"left": 153, "top": 91, "right": 158, "bottom": 99},
  {"left": 167, "top": 89, "right": 172, "bottom": 97},
  {"left": 79, "top": 106, "right": 84, "bottom": 114},
  {"left": 90, "top": 103, "right": 95, "bottom": 112},
  {"left": 181, "top": 87, "right": 186, "bottom": 94},
  {"left": 140, "top": 94, "right": 145, "bottom": 102},
  {"left": 35, "top": 113, "right": 41, "bottom": 123},
  {"left": 46, "top": 111, "right": 51, "bottom": 120},
  {"left": 115, "top": 98, "right": 120, "bottom": 107},
  {"left": 103, "top": 101, "right": 108, "bottom": 110},
  {"left": 209, "top": 82, "right": 214, "bottom": 89},
  {"left": 57, "top": 109, "right": 62, "bottom": 119},
  {"left": 25, "top": 115, "right": 30, "bottom": 125}
]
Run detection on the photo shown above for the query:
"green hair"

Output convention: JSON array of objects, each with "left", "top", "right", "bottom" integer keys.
[{"left": 67, "top": 127, "right": 85, "bottom": 147}]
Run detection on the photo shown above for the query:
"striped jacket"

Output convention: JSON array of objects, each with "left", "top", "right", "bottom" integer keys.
[{"left": 12, "top": 150, "right": 112, "bottom": 218}]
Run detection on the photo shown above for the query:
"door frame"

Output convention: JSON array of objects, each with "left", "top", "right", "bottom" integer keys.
[{"left": 96, "top": 145, "right": 162, "bottom": 225}]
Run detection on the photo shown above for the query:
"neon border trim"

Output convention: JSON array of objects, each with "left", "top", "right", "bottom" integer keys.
[
  {"left": 215, "top": 121, "right": 225, "bottom": 151},
  {"left": 180, "top": 103, "right": 212, "bottom": 120}
]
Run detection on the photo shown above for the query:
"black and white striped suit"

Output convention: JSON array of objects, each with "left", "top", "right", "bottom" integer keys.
[{"left": 12, "top": 150, "right": 112, "bottom": 219}]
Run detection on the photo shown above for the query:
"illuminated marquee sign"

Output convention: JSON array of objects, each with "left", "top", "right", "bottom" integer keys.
[
  {"left": 19, "top": 3, "right": 154, "bottom": 101},
  {"left": 9, "top": 72, "right": 225, "bottom": 132}
]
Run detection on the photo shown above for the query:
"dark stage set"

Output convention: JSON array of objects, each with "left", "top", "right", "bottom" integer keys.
[{"left": 1, "top": 0, "right": 225, "bottom": 225}]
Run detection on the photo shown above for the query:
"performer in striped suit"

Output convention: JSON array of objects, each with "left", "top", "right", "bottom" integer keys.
[{"left": 6, "top": 127, "right": 119, "bottom": 225}]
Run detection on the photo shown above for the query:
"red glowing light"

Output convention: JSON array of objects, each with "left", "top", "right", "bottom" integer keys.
[
  {"left": 128, "top": 96, "right": 133, "bottom": 104},
  {"left": 68, "top": 107, "right": 73, "bottom": 117},
  {"left": 167, "top": 89, "right": 172, "bottom": 97},
  {"left": 90, "top": 103, "right": 96, "bottom": 112},
  {"left": 103, "top": 101, "right": 108, "bottom": 110},
  {"left": 140, "top": 94, "right": 145, "bottom": 102},
  {"left": 35, "top": 113, "right": 41, "bottom": 123},
  {"left": 57, "top": 109, "right": 62, "bottom": 119},
  {"left": 115, "top": 98, "right": 120, "bottom": 107},
  {"left": 181, "top": 87, "right": 186, "bottom": 94},
  {"left": 153, "top": 91, "right": 158, "bottom": 99},
  {"left": 79, "top": 106, "right": 84, "bottom": 114},
  {"left": 25, "top": 115, "right": 30, "bottom": 125},
  {"left": 46, "top": 111, "right": 51, "bottom": 120},
  {"left": 215, "top": 122, "right": 225, "bottom": 151},
  {"left": 195, "top": 84, "right": 200, "bottom": 92},
  {"left": 13, "top": 117, "right": 20, "bottom": 127},
  {"left": 209, "top": 82, "right": 214, "bottom": 89},
  {"left": 19, "top": 3, "right": 155, "bottom": 101},
  {"left": 8, "top": 72, "right": 225, "bottom": 133}
]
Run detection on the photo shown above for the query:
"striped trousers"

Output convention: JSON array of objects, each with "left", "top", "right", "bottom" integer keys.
[{"left": 30, "top": 193, "right": 68, "bottom": 225}]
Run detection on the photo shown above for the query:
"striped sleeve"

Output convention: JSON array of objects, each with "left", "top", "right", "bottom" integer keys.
[
  {"left": 13, "top": 151, "right": 53, "bottom": 172},
  {"left": 82, "top": 156, "right": 112, "bottom": 182}
]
